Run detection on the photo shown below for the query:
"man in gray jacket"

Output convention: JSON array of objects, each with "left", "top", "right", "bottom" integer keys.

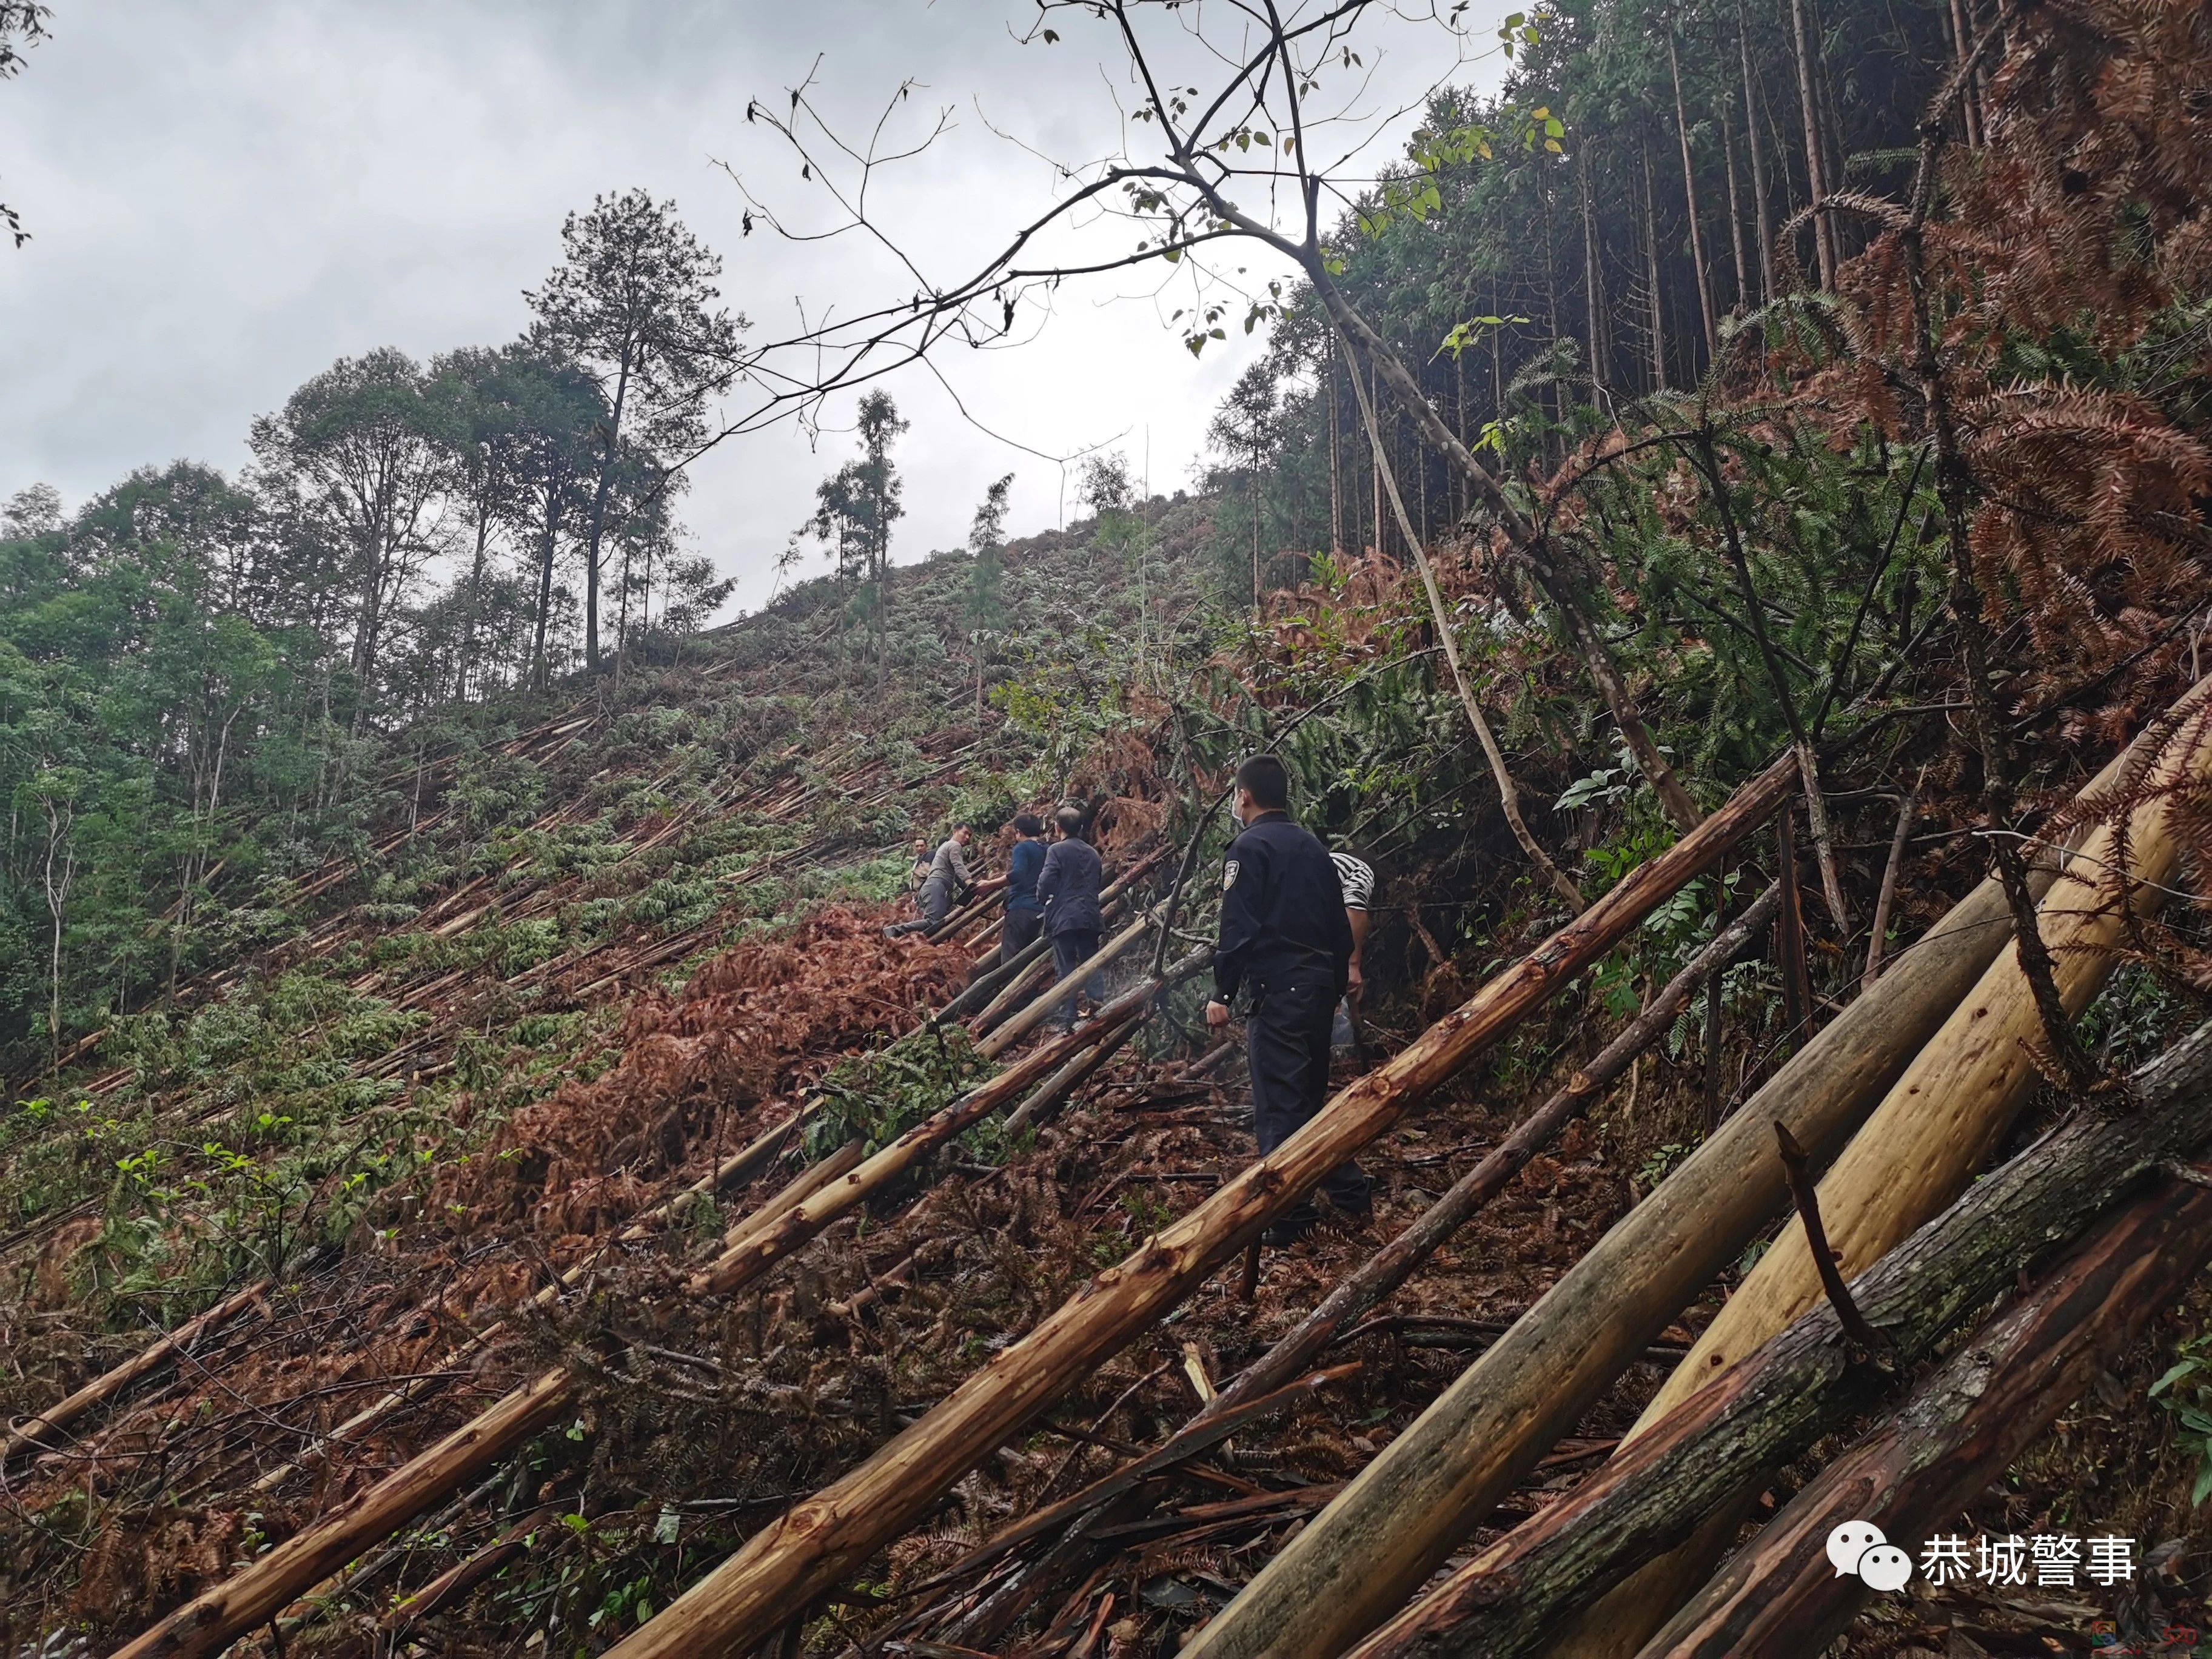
[
  {"left": 887, "top": 824, "right": 994, "bottom": 937},
  {"left": 1034, "top": 805, "right": 1103, "bottom": 1032}
]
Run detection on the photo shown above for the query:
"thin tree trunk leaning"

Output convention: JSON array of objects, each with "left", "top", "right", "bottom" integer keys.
[
  {"left": 1178, "top": 726, "right": 2159, "bottom": 1659},
  {"left": 1642, "top": 1185, "right": 2212, "bottom": 1659},
  {"left": 1345, "top": 1017, "right": 2212, "bottom": 1659},
  {"left": 1309, "top": 278, "right": 1703, "bottom": 834},
  {"left": 597, "top": 755, "right": 1800, "bottom": 1659},
  {"left": 1737, "top": 21, "right": 1774, "bottom": 303},
  {"left": 1546, "top": 680, "right": 2212, "bottom": 1659},
  {"left": 956, "top": 879, "right": 1784, "bottom": 1600},
  {"left": 1721, "top": 119, "right": 1749, "bottom": 311},
  {"left": 1341, "top": 349, "right": 1583, "bottom": 913},
  {"left": 1668, "top": 32, "right": 1720, "bottom": 361},
  {"left": 1862, "top": 777, "right": 1919, "bottom": 989},
  {"left": 1, "top": 1276, "right": 272, "bottom": 1464},
  {"left": 113, "top": 997, "right": 1159, "bottom": 1659},
  {"left": 1578, "top": 144, "right": 1612, "bottom": 387},
  {"left": 978, "top": 914, "right": 1157, "bottom": 1059},
  {"left": 1791, "top": 0, "right": 1838, "bottom": 284}
]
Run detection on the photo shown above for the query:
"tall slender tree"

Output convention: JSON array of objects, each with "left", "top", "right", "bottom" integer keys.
[
  {"left": 964, "top": 472, "right": 1013, "bottom": 720},
  {"left": 527, "top": 190, "right": 742, "bottom": 672}
]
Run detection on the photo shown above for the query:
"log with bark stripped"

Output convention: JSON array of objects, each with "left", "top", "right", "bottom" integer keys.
[
  {"left": 594, "top": 752, "right": 1799, "bottom": 1659},
  {"left": 1178, "top": 716, "right": 2167, "bottom": 1659},
  {"left": 1343, "top": 1016, "right": 2212, "bottom": 1658}
]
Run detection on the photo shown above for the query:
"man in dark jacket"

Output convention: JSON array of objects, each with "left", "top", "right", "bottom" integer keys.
[
  {"left": 1205, "top": 755, "right": 1367, "bottom": 1243},
  {"left": 1034, "top": 804, "right": 1104, "bottom": 1033},
  {"left": 999, "top": 814, "right": 1048, "bottom": 963}
]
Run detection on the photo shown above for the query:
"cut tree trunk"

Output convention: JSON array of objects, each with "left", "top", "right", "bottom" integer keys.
[
  {"left": 978, "top": 913, "right": 1157, "bottom": 1059},
  {"left": 1642, "top": 1186, "right": 2212, "bottom": 1658},
  {"left": 946, "top": 880, "right": 1781, "bottom": 1597},
  {"left": 111, "top": 991, "right": 1167, "bottom": 1659},
  {"left": 1546, "top": 680, "right": 2212, "bottom": 1659},
  {"left": 1174, "top": 723, "right": 2162, "bottom": 1659},
  {"left": 594, "top": 755, "right": 1800, "bottom": 1659},
  {"left": 1342, "top": 1017, "right": 2212, "bottom": 1659},
  {"left": 2, "top": 1276, "right": 271, "bottom": 1465}
]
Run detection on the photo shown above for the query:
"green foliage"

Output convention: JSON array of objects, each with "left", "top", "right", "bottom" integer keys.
[
  {"left": 2151, "top": 1338, "right": 2212, "bottom": 1506},
  {"left": 803, "top": 1026, "right": 993, "bottom": 1161}
]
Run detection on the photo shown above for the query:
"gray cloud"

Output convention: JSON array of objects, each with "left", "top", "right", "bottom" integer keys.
[{"left": 0, "top": 1, "right": 1496, "bottom": 609}]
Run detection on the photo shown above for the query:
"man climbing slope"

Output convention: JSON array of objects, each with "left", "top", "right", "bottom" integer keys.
[
  {"left": 887, "top": 822, "right": 996, "bottom": 937},
  {"left": 1205, "top": 755, "right": 1369, "bottom": 1244},
  {"left": 998, "top": 813, "right": 1048, "bottom": 965},
  {"left": 1034, "top": 803, "right": 1103, "bottom": 1033}
]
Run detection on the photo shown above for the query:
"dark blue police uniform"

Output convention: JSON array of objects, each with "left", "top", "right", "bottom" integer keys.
[{"left": 1215, "top": 809, "right": 1370, "bottom": 1225}]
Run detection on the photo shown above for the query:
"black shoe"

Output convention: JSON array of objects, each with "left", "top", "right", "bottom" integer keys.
[{"left": 1263, "top": 1215, "right": 1318, "bottom": 1247}]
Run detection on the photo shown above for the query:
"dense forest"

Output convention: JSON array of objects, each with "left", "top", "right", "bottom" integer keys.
[{"left": 4, "top": 0, "right": 2212, "bottom": 1655}]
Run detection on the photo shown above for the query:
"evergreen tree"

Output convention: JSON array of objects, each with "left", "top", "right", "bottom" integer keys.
[{"left": 526, "top": 190, "right": 743, "bottom": 673}]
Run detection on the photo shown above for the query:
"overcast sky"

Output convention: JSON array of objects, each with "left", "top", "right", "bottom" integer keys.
[{"left": 0, "top": 1, "right": 1507, "bottom": 614}]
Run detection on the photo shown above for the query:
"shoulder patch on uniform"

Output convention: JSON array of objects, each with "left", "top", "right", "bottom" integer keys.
[{"left": 1222, "top": 859, "right": 1240, "bottom": 890}]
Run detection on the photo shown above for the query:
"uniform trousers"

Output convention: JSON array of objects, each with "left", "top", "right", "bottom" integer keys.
[{"left": 1246, "top": 981, "right": 1371, "bottom": 1222}]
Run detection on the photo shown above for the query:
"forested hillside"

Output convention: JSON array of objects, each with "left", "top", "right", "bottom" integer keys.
[{"left": 5, "top": 0, "right": 2212, "bottom": 1655}]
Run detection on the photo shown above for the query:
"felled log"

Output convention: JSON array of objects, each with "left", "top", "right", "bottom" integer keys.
[
  {"left": 1178, "top": 725, "right": 2156, "bottom": 1659},
  {"left": 694, "top": 955, "right": 1204, "bottom": 1299},
  {"left": 939, "top": 849, "right": 1169, "bottom": 1028},
  {"left": 1198, "top": 879, "right": 1780, "bottom": 1420},
  {"left": 595, "top": 752, "right": 1800, "bottom": 1659},
  {"left": 1641, "top": 1175, "right": 2212, "bottom": 1659},
  {"left": 1342, "top": 1016, "right": 2212, "bottom": 1659},
  {"left": 1, "top": 1275, "right": 270, "bottom": 1465},
  {"left": 945, "top": 879, "right": 1784, "bottom": 1603},
  {"left": 246, "top": 1098, "right": 823, "bottom": 1496},
  {"left": 1548, "top": 683, "right": 2212, "bottom": 1659},
  {"left": 977, "top": 914, "right": 1156, "bottom": 1058},
  {"left": 112, "top": 988, "right": 1170, "bottom": 1659}
]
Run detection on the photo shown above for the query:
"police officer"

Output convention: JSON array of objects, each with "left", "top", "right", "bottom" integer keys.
[{"left": 1204, "top": 754, "right": 1370, "bottom": 1244}]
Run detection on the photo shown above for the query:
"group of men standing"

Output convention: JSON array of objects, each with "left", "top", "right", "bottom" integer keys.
[
  {"left": 894, "top": 804, "right": 1105, "bottom": 1034},
  {"left": 894, "top": 754, "right": 1373, "bottom": 1247}
]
